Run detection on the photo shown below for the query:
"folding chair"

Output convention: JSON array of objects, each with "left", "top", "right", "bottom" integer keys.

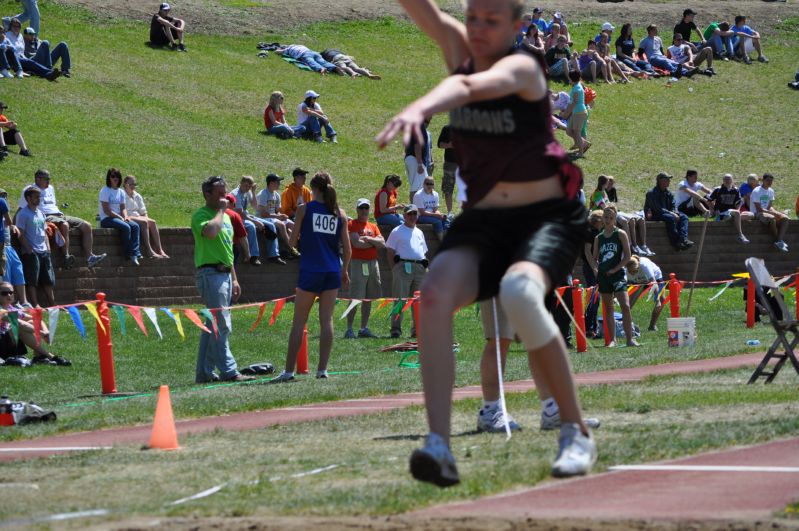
[{"left": 745, "top": 258, "right": 799, "bottom": 384}]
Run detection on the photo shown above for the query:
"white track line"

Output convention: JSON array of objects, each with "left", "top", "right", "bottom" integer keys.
[
  {"left": 169, "top": 483, "right": 227, "bottom": 506},
  {"left": 0, "top": 509, "right": 110, "bottom": 527},
  {"left": 0, "top": 446, "right": 112, "bottom": 452},
  {"left": 610, "top": 465, "right": 799, "bottom": 473}
]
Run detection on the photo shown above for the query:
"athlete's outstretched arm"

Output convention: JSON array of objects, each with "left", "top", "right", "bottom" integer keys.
[
  {"left": 376, "top": 54, "right": 546, "bottom": 148},
  {"left": 399, "top": 0, "right": 470, "bottom": 72}
]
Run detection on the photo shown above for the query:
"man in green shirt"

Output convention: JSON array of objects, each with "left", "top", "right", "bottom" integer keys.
[
  {"left": 703, "top": 21, "right": 735, "bottom": 59},
  {"left": 191, "top": 175, "right": 253, "bottom": 383}
]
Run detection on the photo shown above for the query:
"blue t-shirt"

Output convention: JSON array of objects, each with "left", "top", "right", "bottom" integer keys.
[
  {"left": 638, "top": 35, "right": 664, "bottom": 59},
  {"left": 534, "top": 19, "right": 548, "bottom": 33},
  {"left": 733, "top": 24, "right": 755, "bottom": 37},
  {"left": 299, "top": 200, "right": 342, "bottom": 274},
  {"left": 570, "top": 83, "right": 587, "bottom": 114}
]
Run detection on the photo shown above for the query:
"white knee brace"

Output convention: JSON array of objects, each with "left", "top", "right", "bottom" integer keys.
[{"left": 499, "top": 270, "right": 559, "bottom": 350}]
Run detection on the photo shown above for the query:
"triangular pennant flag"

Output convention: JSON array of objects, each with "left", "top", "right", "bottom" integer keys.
[
  {"left": 127, "top": 306, "right": 148, "bottom": 336},
  {"left": 7, "top": 311, "right": 18, "bottom": 342},
  {"left": 708, "top": 280, "right": 734, "bottom": 301},
  {"left": 390, "top": 298, "right": 404, "bottom": 322},
  {"left": 269, "top": 298, "right": 286, "bottom": 326},
  {"left": 554, "top": 286, "right": 568, "bottom": 308},
  {"left": 142, "top": 308, "right": 163, "bottom": 339},
  {"left": 370, "top": 298, "right": 390, "bottom": 318},
  {"left": 250, "top": 303, "right": 266, "bottom": 332},
  {"left": 183, "top": 309, "right": 211, "bottom": 334},
  {"left": 732, "top": 272, "right": 749, "bottom": 279},
  {"left": 400, "top": 298, "right": 415, "bottom": 314},
  {"left": 200, "top": 309, "right": 219, "bottom": 337},
  {"left": 48, "top": 308, "right": 60, "bottom": 344},
  {"left": 67, "top": 306, "right": 86, "bottom": 339},
  {"left": 112, "top": 305, "right": 127, "bottom": 335},
  {"left": 339, "top": 299, "right": 361, "bottom": 320},
  {"left": 31, "top": 307, "right": 42, "bottom": 346},
  {"left": 161, "top": 308, "right": 185, "bottom": 340},
  {"left": 83, "top": 302, "right": 106, "bottom": 335}
]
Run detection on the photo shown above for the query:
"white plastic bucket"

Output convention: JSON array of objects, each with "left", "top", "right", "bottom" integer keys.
[{"left": 667, "top": 317, "right": 696, "bottom": 347}]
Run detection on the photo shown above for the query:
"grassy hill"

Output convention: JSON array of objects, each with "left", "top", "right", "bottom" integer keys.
[{"left": 0, "top": 0, "right": 797, "bottom": 226}]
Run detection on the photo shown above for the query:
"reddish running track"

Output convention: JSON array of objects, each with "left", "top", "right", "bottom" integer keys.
[
  {"left": 415, "top": 437, "right": 799, "bottom": 521},
  {"left": 0, "top": 352, "right": 766, "bottom": 462}
]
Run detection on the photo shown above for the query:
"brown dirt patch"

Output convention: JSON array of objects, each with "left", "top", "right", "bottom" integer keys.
[
  {"left": 90, "top": 515, "right": 799, "bottom": 531},
  {"left": 56, "top": 0, "right": 794, "bottom": 36}
]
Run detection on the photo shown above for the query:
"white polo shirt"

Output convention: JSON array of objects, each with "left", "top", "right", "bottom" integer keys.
[{"left": 386, "top": 224, "right": 427, "bottom": 261}]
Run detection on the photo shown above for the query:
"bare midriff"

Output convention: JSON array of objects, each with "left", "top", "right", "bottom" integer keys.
[{"left": 473, "top": 174, "right": 563, "bottom": 209}]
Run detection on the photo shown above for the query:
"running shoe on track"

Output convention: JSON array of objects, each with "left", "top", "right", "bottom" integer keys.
[
  {"left": 541, "top": 409, "right": 601, "bottom": 431},
  {"left": 409, "top": 433, "right": 460, "bottom": 487},
  {"left": 551, "top": 422, "right": 597, "bottom": 478}
]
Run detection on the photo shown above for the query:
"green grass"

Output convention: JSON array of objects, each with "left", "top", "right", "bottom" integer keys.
[
  {"left": 0, "top": 2, "right": 796, "bottom": 227},
  {"left": 1, "top": 367, "right": 798, "bottom": 523},
  {"left": 0, "top": 286, "right": 787, "bottom": 441}
]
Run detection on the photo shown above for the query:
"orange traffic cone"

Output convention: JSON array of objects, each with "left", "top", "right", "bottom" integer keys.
[
  {"left": 297, "top": 326, "right": 309, "bottom": 374},
  {"left": 148, "top": 385, "right": 179, "bottom": 450}
]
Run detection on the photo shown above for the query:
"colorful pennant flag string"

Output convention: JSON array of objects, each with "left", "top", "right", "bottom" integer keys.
[
  {"left": 142, "top": 308, "right": 163, "bottom": 339},
  {"left": 66, "top": 306, "right": 85, "bottom": 339}
]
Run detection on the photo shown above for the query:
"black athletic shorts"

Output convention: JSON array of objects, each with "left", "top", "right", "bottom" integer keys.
[
  {"left": 436, "top": 198, "right": 590, "bottom": 301},
  {"left": 2, "top": 130, "right": 18, "bottom": 146}
]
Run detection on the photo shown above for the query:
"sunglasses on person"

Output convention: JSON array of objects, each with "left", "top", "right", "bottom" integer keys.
[
  {"left": 0, "top": 291, "right": 13, "bottom": 296},
  {"left": 423, "top": 181, "right": 434, "bottom": 186}
]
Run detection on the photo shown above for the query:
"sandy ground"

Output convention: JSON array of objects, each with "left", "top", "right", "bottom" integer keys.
[
  {"left": 56, "top": 0, "right": 794, "bottom": 36},
  {"left": 89, "top": 515, "right": 799, "bottom": 531}
]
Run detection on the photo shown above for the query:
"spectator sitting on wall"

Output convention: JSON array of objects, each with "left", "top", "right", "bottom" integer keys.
[
  {"left": 224, "top": 193, "right": 252, "bottom": 263},
  {"left": 644, "top": 172, "right": 693, "bottom": 251},
  {"left": 280, "top": 167, "right": 312, "bottom": 219},
  {"left": 23, "top": 26, "right": 71, "bottom": 77},
  {"left": 99, "top": 168, "right": 142, "bottom": 266},
  {"left": 149, "top": 2, "right": 186, "bottom": 51},
  {"left": 123, "top": 175, "right": 169, "bottom": 259},
  {"left": 675, "top": 169, "right": 713, "bottom": 218},
  {"left": 374, "top": 174, "right": 404, "bottom": 230},
  {"left": 751, "top": 173, "right": 789, "bottom": 253},
  {"left": 413, "top": 177, "right": 449, "bottom": 242},
  {"left": 230, "top": 175, "right": 283, "bottom": 266},
  {"left": 256, "top": 173, "right": 299, "bottom": 259},
  {"left": 738, "top": 173, "right": 758, "bottom": 212},
  {"left": 708, "top": 173, "right": 752, "bottom": 244},
  {"left": 17, "top": 169, "right": 107, "bottom": 269}
]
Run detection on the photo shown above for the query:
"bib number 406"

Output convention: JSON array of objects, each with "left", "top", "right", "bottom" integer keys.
[{"left": 312, "top": 213, "right": 338, "bottom": 235}]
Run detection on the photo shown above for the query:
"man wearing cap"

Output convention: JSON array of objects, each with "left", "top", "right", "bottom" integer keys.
[
  {"left": 0, "top": 102, "right": 31, "bottom": 158},
  {"left": 644, "top": 172, "right": 693, "bottom": 251},
  {"left": 386, "top": 204, "right": 428, "bottom": 339},
  {"left": 281, "top": 168, "right": 313, "bottom": 219},
  {"left": 297, "top": 90, "right": 337, "bottom": 143},
  {"left": 674, "top": 9, "right": 711, "bottom": 56},
  {"left": 23, "top": 26, "right": 71, "bottom": 77},
  {"left": 2, "top": 0, "right": 40, "bottom": 35},
  {"left": 17, "top": 169, "right": 106, "bottom": 268},
  {"left": 150, "top": 3, "right": 186, "bottom": 52},
  {"left": 344, "top": 198, "right": 385, "bottom": 339},
  {"left": 257, "top": 173, "right": 298, "bottom": 258},
  {"left": 191, "top": 176, "right": 253, "bottom": 384},
  {"left": 638, "top": 24, "right": 697, "bottom": 77},
  {"left": 531, "top": 8, "right": 549, "bottom": 33},
  {"left": 594, "top": 22, "right": 614, "bottom": 44},
  {"left": 16, "top": 186, "right": 55, "bottom": 307}
]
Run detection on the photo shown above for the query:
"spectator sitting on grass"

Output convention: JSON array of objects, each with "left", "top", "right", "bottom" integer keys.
[
  {"left": 576, "top": 40, "right": 605, "bottom": 83},
  {"left": 532, "top": 7, "right": 548, "bottom": 33},
  {"left": 2, "top": 0, "right": 40, "bottom": 35},
  {"left": 321, "top": 48, "right": 381, "bottom": 79},
  {"left": 639, "top": 24, "right": 697, "bottom": 78},
  {"left": 675, "top": 169, "right": 713, "bottom": 218},
  {"left": 297, "top": 90, "right": 337, "bottom": 144},
  {"left": 644, "top": 172, "right": 693, "bottom": 251},
  {"left": 731, "top": 15, "right": 768, "bottom": 64},
  {"left": 596, "top": 32, "right": 630, "bottom": 83},
  {"left": 708, "top": 173, "right": 752, "bottom": 244},
  {"left": 16, "top": 186, "right": 55, "bottom": 307},
  {"left": 751, "top": 173, "right": 789, "bottom": 253},
  {"left": 615, "top": 23, "right": 653, "bottom": 75},
  {"left": 0, "top": 101, "right": 30, "bottom": 158},
  {"left": 520, "top": 23, "right": 544, "bottom": 54},
  {"left": 99, "top": 168, "right": 142, "bottom": 266},
  {"left": 264, "top": 91, "right": 305, "bottom": 139},
  {"left": 275, "top": 44, "right": 343, "bottom": 75},
  {"left": 123, "top": 175, "right": 169, "bottom": 259},
  {"left": 0, "top": 188, "right": 28, "bottom": 306},
  {"left": 703, "top": 20, "right": 735, "bottom": 60},
  {"left": 0, "top": 26, "right": 23, "bottom": 78},
  {"left": 5, "top": 18, "right": 59, "bottom": 80},
  {"left": 667, "top": 34, "right": 713, "bottom": 76},
  {"left": 149, "top": 2, "right": 186, "bottom": 52},
  {"left": 23, "top": 26, "right": 71, "bottom": 77},
  {"left": 17, "top": 169, "right": 107, "bottom": 269},
  {"left": 256, "top": 173, "right": 299, "bottom": 259},
  {"left": 674, "top": 8, "right": 707, "bottom": 52},
  {"left": 544, "top": 35, "right": 571, "bottom": 81},
  {"left": 0, "top": 280, "right": 70, "bottom": 365},
  {"left": 281, "top": 167, "right": 312, "bottom": 219}
]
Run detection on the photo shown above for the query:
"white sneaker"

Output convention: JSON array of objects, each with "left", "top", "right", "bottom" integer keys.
[
  {"left": 409, "top": 432, "right": 460, "bottom": 487},
  {"left": 316, "top": 370, "right": 329, "bottom": 379},
  {"left": 738, "top": 234, "right": 750, "bottom": 244},
  {"left": 775, "top": 240, "right": 789, "bottom": 252},
  {"left": 641, "top": 246, "right": 655, "bottom": 256},
  {"left": 551, "top": 423, "right": 597, "bottom": 478},
  {"left": 270, "top": 370, "right": 295, "bottom": 383},
  {"left": 541, "top": 409, "right": 602, "bottom": 431},
  {"left": 16, "top": 71, "right": 24, "bottom": 79},
  {"left": 476, "top": 406, "right": 522, "bottom": 433},
  {"left": 0, "top": 69, "right": 12, "bottom": 79}
]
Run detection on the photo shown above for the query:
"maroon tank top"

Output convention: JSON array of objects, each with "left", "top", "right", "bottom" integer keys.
[{"left": 449, "top": 48, "right": 581, "bottom": 206}]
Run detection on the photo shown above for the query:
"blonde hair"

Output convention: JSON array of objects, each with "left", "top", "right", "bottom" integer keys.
[
  {"left": 626, "top": 255, "right": 640, "bottom": 274},
  {"left": 588, "top": 210, "right": 604, "bottom": 224},
  {"left": 603, "top": 204, "right": 618, "bottom": 215},
  {"left": 268, "top": 91, "right": 285, "bottom": 113},
  {"left": 240, "top": 175, "right": 255, "bottom": 185}
]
